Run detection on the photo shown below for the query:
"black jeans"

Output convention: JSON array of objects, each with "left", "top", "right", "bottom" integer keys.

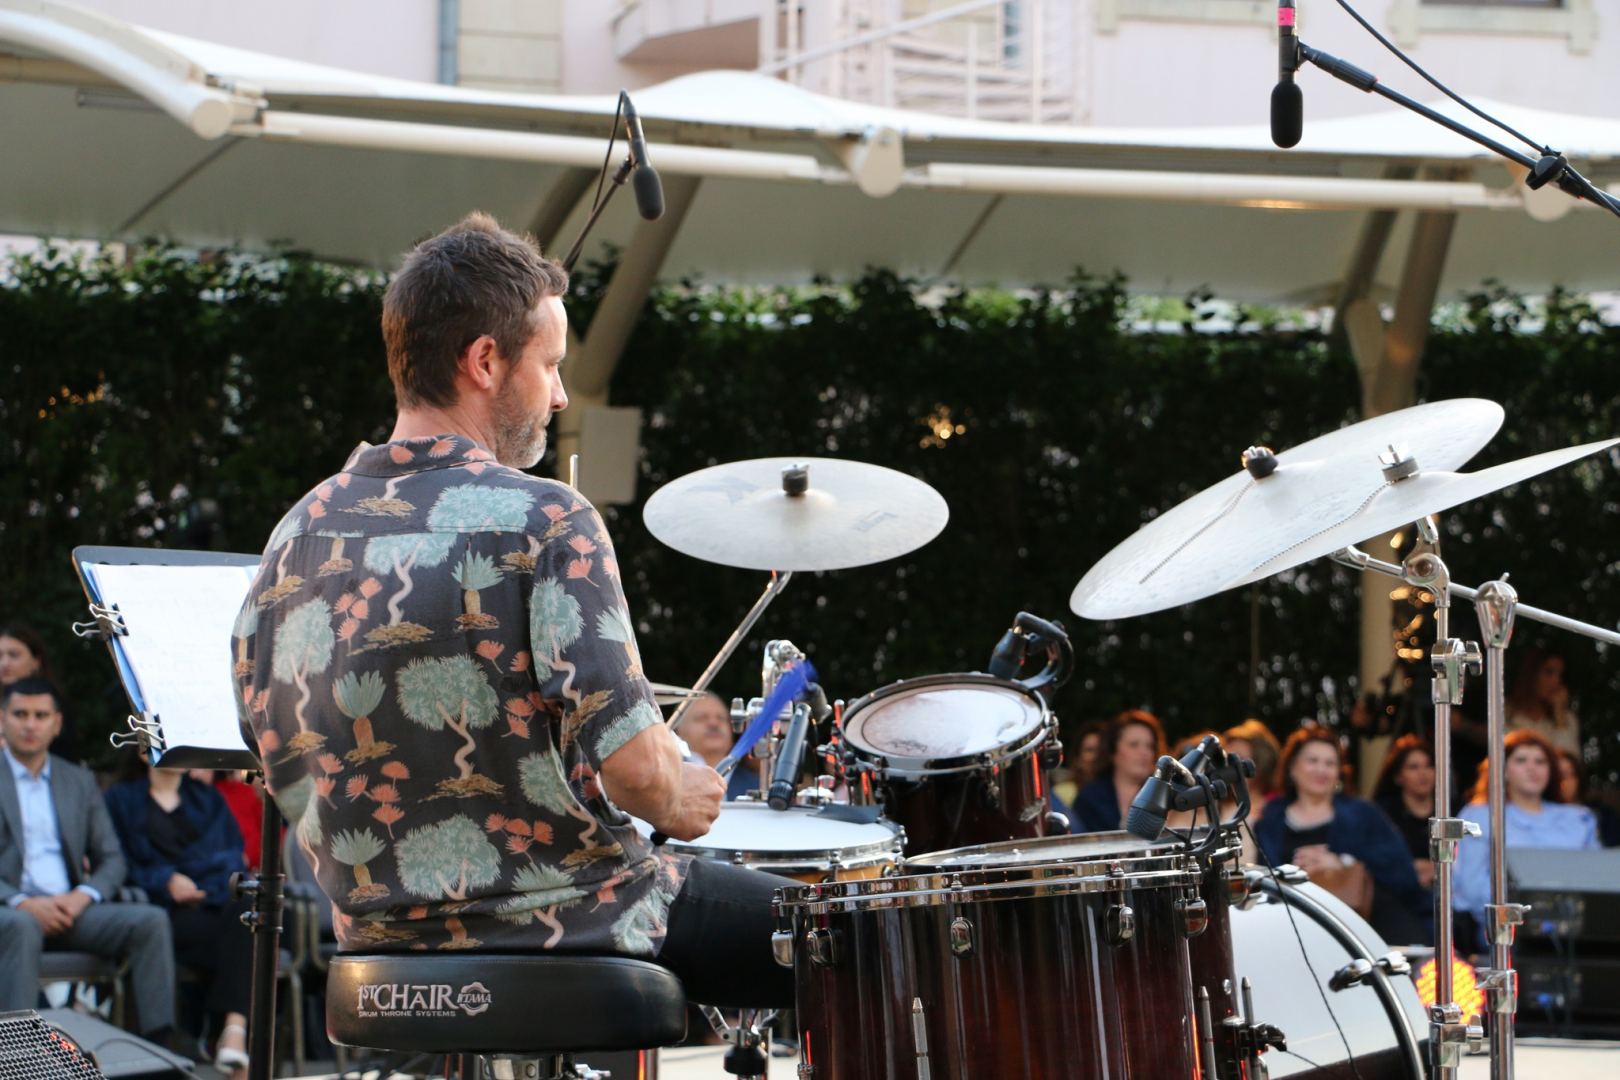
[{"left": 656, "top": 858, "right": 795, "bottom": 1009}]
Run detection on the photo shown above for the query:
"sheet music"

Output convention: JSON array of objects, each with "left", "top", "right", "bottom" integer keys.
[{"left": 83, "top": 561, "right": 260, "bottom": 763}]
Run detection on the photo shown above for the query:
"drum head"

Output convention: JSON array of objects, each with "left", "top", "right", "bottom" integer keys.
[
  {"left": 907, "top": 831, "right": 1179, "bottom": 871},
  {"left": 650, "top": 802, "right": 902, "bottom": 871},
  {"left": 842, "top": 674, "right": 1047, "bottom": 772}
]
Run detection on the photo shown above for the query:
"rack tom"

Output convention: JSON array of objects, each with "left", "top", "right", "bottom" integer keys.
[
  {"left": 776, "top": 832, "right": 1206, "bottom": 1079},
  {"left": 841, "top": 673, "right": 1057, "bottom": 853}
]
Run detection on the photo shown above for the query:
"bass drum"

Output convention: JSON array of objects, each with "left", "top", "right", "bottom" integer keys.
[{"left": 1227, "top": 876, "right": 1429, "bottom": 1079}]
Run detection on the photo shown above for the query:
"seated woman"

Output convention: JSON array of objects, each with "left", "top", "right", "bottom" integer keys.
[
  {"left": 1555, "top": 748, "right": 1620, "bottom": 848},
  {"left": 1070, "top": 710, "right": 1166, "bottom": 834},
  {"left": 1372, "top": 735, "right": 1439, "bottom": 894},
  {"left": 1253, "top": 726, "right": 1426, "bottom": 944},
  {"left": 1454, "top": 729, "right": 1598, "bottom": 949},
  {"left": 106, "top": 762, "right": 254, "bottom": 1079}
]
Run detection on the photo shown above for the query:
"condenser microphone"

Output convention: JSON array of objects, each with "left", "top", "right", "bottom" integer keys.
[
  {"left": 619, "top": 93, "right": 665, "bottom": 220},
  {"left": 1271, "top": 0, "right": 1303, "bottom": 148}
]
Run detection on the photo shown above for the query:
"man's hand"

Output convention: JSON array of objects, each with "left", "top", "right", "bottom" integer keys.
[
  {"left": 1415, "top": 857, "right": 1436, "bottom": 890},
  {"left": 167, "top": 873, "right": 207, "bottom": 905},
  {"left": 17, "top": 896, "right": 73, "bottom": 936},
  {"left": 57, "top": 890, "right": 93, "bottom": 924},
  {"left": 656, "top": 763, "right": 725, "bottom": 842}
]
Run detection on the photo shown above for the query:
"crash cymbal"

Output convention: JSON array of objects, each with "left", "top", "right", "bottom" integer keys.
[
  {"left": 644, "top": 457, "right": 949, "bottom": 572},
  {"left": 1071, "top": 399, "right": 1505, "bottom": 620},
  {"left": 1238, "top": 437, "right": 1620, "bottom": 585}
]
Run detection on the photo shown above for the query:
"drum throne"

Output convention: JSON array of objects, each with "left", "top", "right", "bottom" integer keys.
[{"left": 326, "top": 953, "right": 688, "bottom": 1080}]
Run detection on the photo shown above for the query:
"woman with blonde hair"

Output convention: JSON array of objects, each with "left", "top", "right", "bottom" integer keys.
[{"left": 1221, "top": 718, "right": 1281, "bottom": 801}]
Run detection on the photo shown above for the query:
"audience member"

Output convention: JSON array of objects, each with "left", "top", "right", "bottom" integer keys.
[
  {"left": 1070, "top": 710, "right": 1166, "bottom": 833},
  {"left": 1222, "top": 718, "right": 1282, "bottom": 801},
  {"left": 1253, "top": 725, "right": 1426, "bottom": 943},
  {"left": 192, "top": 770, "right": 272, "bottom": 873},
  {"left": 1454, "top": 730, "right": 1598, "bottom": 948},
  {"left": 1555, "top": 749, "right": 1620, "bottom": 847},
  {"left": 1506, "top": 647, "right": 1580, "bottom": 755},
  {"left": 106, "top": 762, "right": 254, "bottom": 1077},
  {"left": 1372, "top": 735, "right": 1439, "bottom": 891},
  {"left": 678, "top": 693, "right": 755, "bottom": 800},
  {"left": 0, "top": 625, "right": 78, "bottom": 760},
  {"left": 0, "top": 678, "right": 176, "bottom": 1034}
]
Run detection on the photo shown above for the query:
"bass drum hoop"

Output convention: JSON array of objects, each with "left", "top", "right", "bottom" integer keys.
[
  {"left": 840, "top": 672, "right": 1053, "bottom": 777},
  {"left": 662, "top": 804, "right": 904, "bottom": 877},
  {"left": 1253, "top": 875, "right": 1428, "bottom": 1080},
  {"left": 778, "top": 850, "right": 1200, "bottom": 916}
]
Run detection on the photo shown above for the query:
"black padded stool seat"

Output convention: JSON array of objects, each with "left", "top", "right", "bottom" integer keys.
[{"left": 326, "top": 953, "right": 687, "bottom": 1053}]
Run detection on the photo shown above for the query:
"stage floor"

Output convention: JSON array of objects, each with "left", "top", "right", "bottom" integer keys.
[{"left": 648, "top": 1039, "right": 1620, "bottom": 1078}]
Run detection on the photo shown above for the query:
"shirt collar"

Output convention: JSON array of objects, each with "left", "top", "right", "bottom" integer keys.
[
  {"left": 2, "top": 744, "right": 49, "bottom": 782},
  {"left": 343, "top": 434, "right": 499, "bottom": 478}
]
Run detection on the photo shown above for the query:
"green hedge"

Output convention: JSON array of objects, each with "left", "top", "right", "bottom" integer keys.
[{"left": 3, "top": 249, "right": 1616, "bottom": 779}]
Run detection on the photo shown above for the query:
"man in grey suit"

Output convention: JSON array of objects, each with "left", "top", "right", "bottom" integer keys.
[{"left": 0, "top": 677, "right": 176, "bottom": 1034}]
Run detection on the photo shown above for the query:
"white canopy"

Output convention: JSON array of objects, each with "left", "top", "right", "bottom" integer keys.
[{"left": 2, "top": 0, "right": 1616, "bottom": 304}]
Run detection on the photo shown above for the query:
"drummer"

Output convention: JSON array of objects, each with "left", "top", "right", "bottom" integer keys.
[{"left": 232, "top": 213, "right": 791, "bottom": 1009}]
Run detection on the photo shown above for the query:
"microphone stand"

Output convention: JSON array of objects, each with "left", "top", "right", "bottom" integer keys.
[{"left": 1290, "top": 40, "right": 1620, "bottom": 219}]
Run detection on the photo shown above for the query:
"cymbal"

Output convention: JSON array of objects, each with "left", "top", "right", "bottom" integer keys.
[
  {"left": 644, "top": 457, "right": 949, "bottom": 572},
  {"left": 1071, "top": 399, "right": 1505, "bottom": 620},
  {"left": 1238, "top": 437, "right": 1620, "bottom": 585}
]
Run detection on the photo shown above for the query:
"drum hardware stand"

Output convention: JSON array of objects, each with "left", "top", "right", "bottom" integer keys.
[
  {"left": 1219, "top": 976, "right": 1286, "bottom": 1080},
  {"left": 666, "top": 571, "right": 794, "bottom": 734},
  {"left": 1475, "top": 579, "right": 1527, "bottom": 1080},
  {"left": 910, "top": 998, "right": 931, "bottom": 1080},
  {"left": 697, "top": 1005, "right": 777, "bottom": 1080}
]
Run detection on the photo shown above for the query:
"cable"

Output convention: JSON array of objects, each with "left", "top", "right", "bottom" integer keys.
[
  {"left": 586, "top": 94, "right": 626, "bottom": 222},
  {"left": 1278, "top": 1048, "right": 1332, "bottom": 1071},
  {"left": 1243, "top": 820, "right": 1364, "bottom": 1080},
  {"left": 86, "top": 1037, "right": 205, "bottom": 1080},
  {"left": 1333, "top": 0, "right": 1620, "bottom": 218},
  {"left": 1333, "top": 0, "right": 1543, "bottom": 154}
]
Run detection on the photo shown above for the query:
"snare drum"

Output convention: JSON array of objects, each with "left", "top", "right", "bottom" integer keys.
[
  {"left": 654, "top": 802, "right": 903, "bottom": 883},
  {"left": 778, "top": 832, "right": 1205, "bottom": 1079},
  {"left": 841, "top": 673, "right": 1056, "bottom": 853}
]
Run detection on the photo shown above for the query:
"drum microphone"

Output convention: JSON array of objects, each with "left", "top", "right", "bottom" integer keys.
[
  {"left": 1126, "top": 756, "right": 1183, "bottom": 840},
  {"left": 1271, "top": 0, "right": 1303, "bottom": 148},
  {"left": 768, "top": 702, "right": 813, "bottom": 811},
  {"left": 620, "top": 93, "right": 665, "bottom": 221}
]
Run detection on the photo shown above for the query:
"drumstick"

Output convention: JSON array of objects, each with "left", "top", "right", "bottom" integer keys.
[{"left": 650, "top": 660, "right": 816, "bottom": 846}]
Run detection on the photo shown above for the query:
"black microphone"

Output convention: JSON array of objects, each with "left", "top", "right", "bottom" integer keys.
[
  {"left": 986, "top": 626, "right": 1029, "bottom": 680},
  {"left": 1271, "top": 0, "right": 1303, "bottom": 148},
  {"left": 767, "top": 703, "right": 812, "bottom": 811},
  {"left": 619, "top": 92, "right": 665, "bottom": 221},
  {"left": 1125, "top": 756, "right": 1183, "bottom": 840}
]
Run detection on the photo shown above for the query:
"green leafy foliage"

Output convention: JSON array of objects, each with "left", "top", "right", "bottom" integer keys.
[{"left": 4, "top": 248, "right": 1618, "bottom": 784}]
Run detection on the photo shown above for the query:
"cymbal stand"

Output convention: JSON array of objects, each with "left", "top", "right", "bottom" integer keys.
[
  {"left": 1474, "top": 579, "right": 1524, "bottom": 1080},
  {"left": 667, "top": 570, "right": 793, "bottom": 733}
]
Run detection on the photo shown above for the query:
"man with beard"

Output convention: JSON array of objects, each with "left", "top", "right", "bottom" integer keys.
[{"left": 233, "top": 214, "right": 790, "bottom": 1008}]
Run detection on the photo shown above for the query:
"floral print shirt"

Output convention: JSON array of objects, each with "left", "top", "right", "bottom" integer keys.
[{"left": 233, "top": 435, "right": 685, "bottom": 955}]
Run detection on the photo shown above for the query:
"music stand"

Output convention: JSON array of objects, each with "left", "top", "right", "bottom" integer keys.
[{"left": 71, "top": 545, "right": 285, "bottom": 1080}]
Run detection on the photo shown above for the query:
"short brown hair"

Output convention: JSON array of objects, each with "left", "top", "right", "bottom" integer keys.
[
  {"left": 1104, "top": 709, "right": 1167, "bottom": 774},
  {"left": 382, "top": 212, "right": 569, "bottom": 409}
]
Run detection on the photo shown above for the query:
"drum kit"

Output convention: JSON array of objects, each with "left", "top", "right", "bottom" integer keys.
[{"left": 629, "top": 400, "right": 1619, "bottom": 1080}]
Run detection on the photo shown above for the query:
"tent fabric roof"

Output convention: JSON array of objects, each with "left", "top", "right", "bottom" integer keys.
[{"left": 1, "top": 0, "right": 1615, "bottom": 301}]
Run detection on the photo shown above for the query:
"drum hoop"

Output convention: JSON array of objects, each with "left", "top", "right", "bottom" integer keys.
[
  {"left": 778, "top": 864, "right": 1201, "bottom": 915},
  {"left": 663, "top": 807, "right": 905, "bottom": 870},
  {"left": 904, "top": 832, "right": 1186, "bottom": 869},
  {"left": 841, "top": 673, "right": 1052, "bottom": 775}
]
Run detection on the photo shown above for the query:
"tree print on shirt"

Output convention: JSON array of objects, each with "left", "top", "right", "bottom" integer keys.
[
  {"left": 519, "top": 749, "right": 619, "bottom": 869},
  {"left": 496, "top": 864, "right": 587, "bottom": 947},
  {"left": 394, "top": 814, "right": 502, "bottom": 949},
  {"left": 428, "top": 484, "right": 534, "bottom": 533},
  {"left": 610, "top": 885, "right": 672, "bottom": 957},
  {"left": 361, "top": 532, "right": 454, "bottom": 648},
  {"left": 331, "top": 827, "right": 390, "bottom": 903},
  {"left": 452, "top": 552, "right": 504, "bottom": 630},
  {"left": 396, "top": 654, "right": 502, "bottom": 798},
  {"left": 272, "top": 598, "right": 335, "bottom": 755},
  {"left": 334, "top": 670, "right": 393, "bottom": 763}
]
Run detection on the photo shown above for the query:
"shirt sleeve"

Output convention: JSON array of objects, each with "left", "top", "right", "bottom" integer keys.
[
  {"left": 1452, "top": 803, "right": 1491, "bottom": 921},
  {"left": 526, "top": 502, "right": 661, "bottom": 771}
]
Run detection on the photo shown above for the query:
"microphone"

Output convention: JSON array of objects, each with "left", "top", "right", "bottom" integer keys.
[
  {"left": 768, "top": 703, "right": 813, "bottom": 810},
  {"left": 619, "top": 93, "right": 665, "bottom": 220},
  {"left": 1126, "top": 756, "right": 1182, "bottom": 840},
  {"left": 1271, "top": 0, "right": 1303, "bottom": 148}
]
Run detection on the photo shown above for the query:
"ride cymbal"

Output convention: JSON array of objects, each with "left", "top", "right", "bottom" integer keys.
[
  {"left": 644, "top": 457, "right": 949, "bottom": 572},
  {"left": 1071, "top": 399, "right": 1505, "bottom": 620}
]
